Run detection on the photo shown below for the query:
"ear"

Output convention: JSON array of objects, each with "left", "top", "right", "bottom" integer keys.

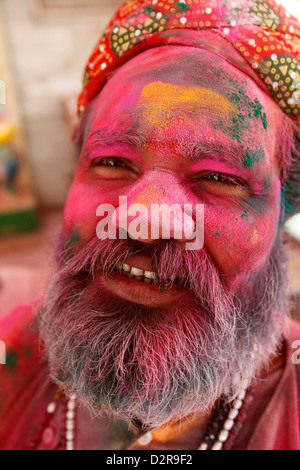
[{"left": 284, "top": 151, "right": 300, "bottom": 220}]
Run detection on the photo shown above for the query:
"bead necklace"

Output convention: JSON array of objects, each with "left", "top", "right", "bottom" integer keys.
[
  {"left": 135, "top": 388, "right": 254, "bottom": 451},
  {"left": 32, "top": 386, "right": 253, "bottom": 450},
  {"left": 197, "top": 389, "right": 248, "bottom": 450}
]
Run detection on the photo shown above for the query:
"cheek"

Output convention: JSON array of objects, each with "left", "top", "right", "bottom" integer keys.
[
  {"left": 63, "top": 171, "right": 121, "bottom": 242},
  {"left": 203, "top": 182, "right": 281, "bottom": 283},
  {"left": 63, "top": 182, "right": 99, "bottom": 242}
]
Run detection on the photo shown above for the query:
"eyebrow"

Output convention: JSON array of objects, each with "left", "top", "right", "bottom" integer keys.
[{"left": 86, "top": 128, "right": 252, "bottom": 171}]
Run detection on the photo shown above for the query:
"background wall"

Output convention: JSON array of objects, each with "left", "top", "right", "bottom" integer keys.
[{"left": 2, "top": 0, "right": 123, "bottom": 206}]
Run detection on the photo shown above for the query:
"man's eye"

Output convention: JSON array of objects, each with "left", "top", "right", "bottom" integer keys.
[
  {"left": 204, "top": 173, "right": 235, "bottom": 183},
  {"left": 93, "top": 158, "right": 128, "bottom": 169},
  {"left": 193, "top": 172, "right": 243, "bottom": 185},
  {"left": 91, "top": 157, "right": 138, "bottom": 179},
  {"left": 193, "top": 172, "right": 248, "bottom": 197}
]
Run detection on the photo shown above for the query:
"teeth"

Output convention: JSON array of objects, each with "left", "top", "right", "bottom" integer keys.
[
  {"left": 144, "top": 271, "right": 156, "bottom": 280},
  {"left": 118, "top": 263, "right": 176, "bottom": 286},
  {"left": 130, "top": 267, "right": 144, "bottom": 277}
]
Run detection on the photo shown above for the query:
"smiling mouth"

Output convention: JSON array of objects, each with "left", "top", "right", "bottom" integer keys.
[
  {"left": 116, "top": 262, "right": 185, "bottom": 290},
  {"left": 100, "top": 258, "right": 189, "bottom": 307}
]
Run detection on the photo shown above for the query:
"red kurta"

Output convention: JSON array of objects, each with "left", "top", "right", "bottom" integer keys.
[{"left": 0, "top": 302, "right": 300, "bottom": 450}]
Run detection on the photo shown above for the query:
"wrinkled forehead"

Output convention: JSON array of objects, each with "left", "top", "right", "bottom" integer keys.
[
  {"left": 96, "top": 47, "right": 273, "bottom": 105},
  {"left": 85, "top": 46, "right": 282, "bottom": 163}
]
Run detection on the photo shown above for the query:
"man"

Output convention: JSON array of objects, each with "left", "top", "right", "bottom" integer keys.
[{"left": 1, "top": 0, "right": 300, "bottom": 450}]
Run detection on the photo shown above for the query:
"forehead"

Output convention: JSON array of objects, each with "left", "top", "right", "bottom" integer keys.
[{"left": 85, "top": 46, "right": 281, "bottom": 168}]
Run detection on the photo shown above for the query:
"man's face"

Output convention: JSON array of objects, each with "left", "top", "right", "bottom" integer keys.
[
  {"left": 65, "top": 46, "right": 282, "bottom": 293},
  {"left": 41, "top": 47, "right": 288, "bottom": 429}
]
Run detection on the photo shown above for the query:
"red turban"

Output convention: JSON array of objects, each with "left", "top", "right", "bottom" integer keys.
[{"left": 77, "top": 0, "right": 300, "bottom": 124}]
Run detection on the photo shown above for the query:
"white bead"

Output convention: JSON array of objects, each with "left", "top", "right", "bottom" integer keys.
[
  {"left": 290, "top": 71, "right": 296, "bottom": 79},
  {"left": 180, "top": 17, "right": 187, "bottom": 24},
  {"left": 252, "top": 62, "right": 259, "bottom": 69},
  {"left": 67, "top": 401, "right": 76, "bottom": 411},
  {"left": 238, "top": 390, "right": 246, "bottom": 401},
  {"left": 156, "top": 12, "right": 163, "bottom": 20},
  {"left": 205, "top": 7, "right": 212, "bottom": 14},
  {"left": 101, "top": 63, "right": 107, "bottom": 70},
  {"left": 218, "top": 429, "right": 229, "bottom": 442},
  {"left": 228, "top": 408, "right": 239, "bottom": 420},
  {"left": 231, "top": 20, "right": 237, "bottom": 26},
  {"left": 198, "top": 443, "right": 208, "bottom": 450},
  {"left": 212, "top": 440, "right": 223, "bottom": 450},
  {"left": 138, "top": 432, "right": 153, "bottom": 446},
  {"left": 152, "top": 0, "right": 158, "bottom": 4},
  {"left": 223, "top": 28, "right": 230, "bottom": 35},
  {"left": 272, "top": 81, "right": 279, "bottom": 89},
  {"left": 135, "top": 30, "right": 141, "bottom": 36},
  {"left": 289, "top": 25, "right": 294, "bottom": 33},
  {"left": 113, "top": 27, "right": 119, "bottom": 34},
  {"left": 288, "top": 98, "right": 295, "bottom": 105},
  {"left": 224, "top": 418, "right": 235, "bottom": 431},
  {"left": 249, "top": 39, "right": 255, "bottom": 46},
  {"left": 66, "top": 430, "right": 74, "bottom": 441},
  {"left": 233, "top": 399, "right": 243, "bottom": 410},
  {"left": 67, "top": 410, "right": 75, "bottom": 420},
  {"left": 66, "top": 419, "right": 75, "bottom": 430},
  {"left": 99, "top": 45, "right": 105, "bottom": 52},
  {"left": 47, "top": 402, "right": 56, "bottom": 414},
  {"left": 271, "top": 54, "right": 278, "bottom": 61}
]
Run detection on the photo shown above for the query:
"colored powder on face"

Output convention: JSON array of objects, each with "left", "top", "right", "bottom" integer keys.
[
  {"left": 137, "top": 81, "right": 238, "bottom": 129},
  {"left": 24, "top": 348, "right": 32, "bottom": 359},
  {"left": 215, "top": 231, "right": 220, "bottom": 237},
  {"left": 280, "top": 185, "right": 293, "bottom": 219},
  {"left": 217, "top": 80, "right": 268, "bottom": 149},
  {"left": 67, "top": 229, "right": 81, "bottom": 246},
  {"left": 251, "top": 228, "right": 259, "bottom": 245},
  {"left": 241, "top": 209, "right": 248, "bottom": 220},
  {"left": 244, "top": 149, "right": 266, "bottom": 168},
  {"left": 6, "top": 350, "right": 18, "bottom": 373}
]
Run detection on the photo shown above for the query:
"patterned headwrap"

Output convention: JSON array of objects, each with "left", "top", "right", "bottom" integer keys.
[{"left": 78, "top": 0, "right": 300, "bottom": 124}]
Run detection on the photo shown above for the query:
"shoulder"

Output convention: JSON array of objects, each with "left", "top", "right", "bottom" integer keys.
[{"left": 0, "top": 300, "right": 45, "bottom": 416}]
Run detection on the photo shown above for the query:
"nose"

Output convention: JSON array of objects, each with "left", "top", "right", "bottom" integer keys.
[{"left": 114, "top": 173, "right": 196, "bottom": 244}]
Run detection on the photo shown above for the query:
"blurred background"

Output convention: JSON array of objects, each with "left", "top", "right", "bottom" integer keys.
[{"left": 0, "top": 0, "right": 299, "bottom": 319}]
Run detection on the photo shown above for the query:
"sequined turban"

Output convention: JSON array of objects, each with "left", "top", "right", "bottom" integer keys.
[{"left": 77, "top": 0, "right": 300, "bottom": 124}]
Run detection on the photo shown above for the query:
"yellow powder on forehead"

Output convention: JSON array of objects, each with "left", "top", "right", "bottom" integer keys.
[{"left": 137, "top": 81, "right": 238, "bottom": 128}]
